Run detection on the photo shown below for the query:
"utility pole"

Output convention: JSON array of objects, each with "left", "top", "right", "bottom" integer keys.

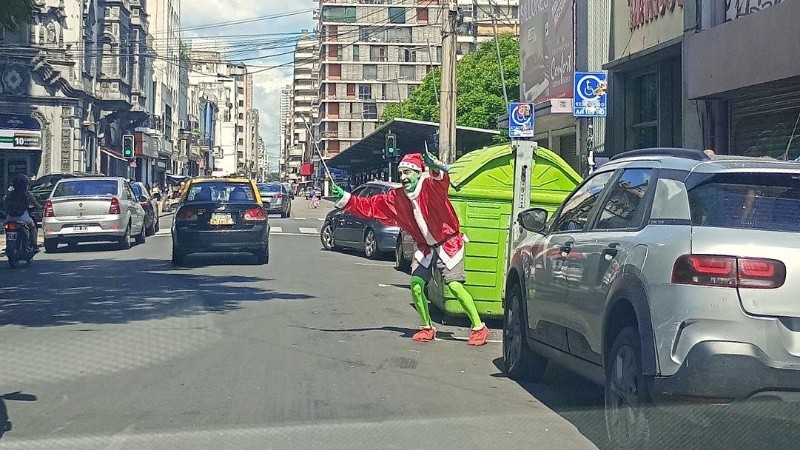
[{"left": 438, "top": 0, "right": 458, "bottom": 164}]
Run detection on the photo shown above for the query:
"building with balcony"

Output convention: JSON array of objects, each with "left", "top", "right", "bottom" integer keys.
[
  {"left": 314, "top": 0, "right": 443, "bottom": 159},
  {"left": 455, "top": 0, "right": 519, "bottom": 59},
  {"left": 279, "top": 85, "right": 293, "bottom": 180},
  {"left": 290, "top": 31, "right": 319, "bottom": 183}
]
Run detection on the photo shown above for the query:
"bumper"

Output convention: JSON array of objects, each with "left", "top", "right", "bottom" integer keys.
[
  {"left": 651, "top": 341, "right": 800, "bottom": 401},
  {"left": 43, "top": 219, "right": 127, "bottom": 241},
  {"left": 173, "top": 225, "right": 269, "bottom": 253}
]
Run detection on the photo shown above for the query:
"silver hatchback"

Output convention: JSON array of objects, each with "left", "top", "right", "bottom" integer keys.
[
  {"left": 504, "top": 148, "right": 800, "bottom": 447},
  {"left": 42, "top": 177, "right": 147, "bottom": 252}
]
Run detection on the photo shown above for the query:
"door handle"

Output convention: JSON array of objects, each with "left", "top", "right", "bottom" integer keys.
[{"left": 602, "top": 243, "right": 620, "bottom": 260}]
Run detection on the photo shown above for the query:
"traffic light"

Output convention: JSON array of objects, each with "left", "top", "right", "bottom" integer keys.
[
  {"left": 384, "top": 132, "right": 396, "bottom": 159},
  {"left": 122, "top": 134, "right": 135, "bottom": 159}
]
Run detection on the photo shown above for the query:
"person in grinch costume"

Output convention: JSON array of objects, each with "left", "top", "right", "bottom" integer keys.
[{"left": 331, "top": 151, "right": 489, "bottom": 346}]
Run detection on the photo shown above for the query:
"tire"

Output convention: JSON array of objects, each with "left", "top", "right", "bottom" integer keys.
[
  {"left": 281, "top": 209, "right": 287, "bottom": 218},
  {"left": 286, "top": 206, "right": 291, "bottom": 218},
  {"left": 44, "top": 239, "right": 58, "bottom": 253},
  {"left": 171, "top": 245, "right": 186, "bottom": 265},
  {"left": 146, "top": 215, "right": 156, "bottom": 236},
  {"left": 394, "top": 237, "right": 410, "bottom": 272},
  {"left": 502, "top": 282, "right": 548, "bottom": 381},
  {"left": 118, "top": 223, "right": 132, "bottom": 250},
  {"left": 605, "top": 327, "right": 655, "bottom": 449},
  {"left": 256, "top": 245, "right": 269, "bottom": 265},
  {"left": 320, "top": 223, "right": 335, "bottom": 250},
  {"left": 135, "top": 222, "right": 146, "bottom": 245},
  {"left": 154, "top": 218, "right": 160, "bottom": 233},
  {"left": 364, "top": 228, "right": 378, "bottom": 259}
]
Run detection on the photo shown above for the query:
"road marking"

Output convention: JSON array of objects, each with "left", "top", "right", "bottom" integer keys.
[
  {"left": 356, "top": 262, "right": 394, "bottom": 267},
  {"left": 154, "top": 230, "right": 172, "bottom": 236},
  {"left": 271, "top": 226, "right": 283, "bottom": 233},
  {"left": 272, "top": 232, "right": 317, "bottom": 237},
  {"left": 298, "top": 227, "right": 318, "bottom": 234},
  {"left": 293, "top": 217, "right": 307, "bottom": 220}
]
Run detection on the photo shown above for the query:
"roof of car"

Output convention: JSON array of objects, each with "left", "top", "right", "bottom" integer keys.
[
  {"left": 190, "top": 177, "right": 252, "bottom": 184},
  {"left": 604, "top": 148, "right": 800, "bottom": 174}
]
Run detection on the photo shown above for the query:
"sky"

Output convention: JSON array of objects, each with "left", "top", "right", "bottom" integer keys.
[{"left": 181, "top": 1, "right": 316, "bottom": 173}]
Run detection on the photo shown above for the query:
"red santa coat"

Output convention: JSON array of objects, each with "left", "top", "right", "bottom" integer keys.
[{"left": 335, "top": 171, "right": 466, "bottom": 269}]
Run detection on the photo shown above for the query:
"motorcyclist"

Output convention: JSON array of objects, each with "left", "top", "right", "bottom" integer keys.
[{"left": 3, "top": 174, "right": 42, "bottom": 250}]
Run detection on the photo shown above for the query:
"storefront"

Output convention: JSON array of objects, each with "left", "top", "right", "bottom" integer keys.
[
  {"left": 0, "top": 113, "right": 43, "bottom": 190},
  {"left": 134, "top": 132, "right": 158, "bottom": 184},
  {"left": 99, "top": 147, "right": 129, "bottom": 178},
  {"left": 685, "top": 0, "right": 800, "bottom": 158},
  {"left": 604, "top": 0, "right": 701, "bottom": 155}
]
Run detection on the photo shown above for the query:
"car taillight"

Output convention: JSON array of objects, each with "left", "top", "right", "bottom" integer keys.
[
  {"left": 4, "top": 222, "right": 16, "bottom": 231},
  {"left": 243, "top": 207, "right": 266, "bottom": 222},
  {"left": 672, "top": 255, "right": 786, "bottom": 289},
  {"left": 44, "top": 200, "right": 54, "bottom": 218},
  {"left": 109, "top": 197, "right": 121, "bottom": 215},
  {"left": 177, "top": 208, "right": 197, "bottom": 221}
]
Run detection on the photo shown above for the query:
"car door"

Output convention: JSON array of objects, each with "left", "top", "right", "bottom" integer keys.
[
  {"left": 565, "top": 167, "right": 657, "bottom": 364},
  {"left": 527, "top": 170, "right": 616, "bottom": 353},
  {"left": 124, "top": 182, "right": 145, "bottom": 232},
  {"left": 334, "top": 185, "right": 368, "bottom": 245}
]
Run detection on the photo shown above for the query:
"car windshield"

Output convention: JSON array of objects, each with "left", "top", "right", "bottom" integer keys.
[
  {"left": 689, "top": 173, "right": 800, "bottom": 232},
  {"left": 184, "top": 182, "right": 255, "bottom": 202},
  {"left": 52, "top": 179, "right": 118, "bottom": 197}
]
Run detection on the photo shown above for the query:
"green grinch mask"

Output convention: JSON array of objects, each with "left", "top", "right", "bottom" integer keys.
[{"left": 399, "top": 168, "right": 421, "bottom": 193}]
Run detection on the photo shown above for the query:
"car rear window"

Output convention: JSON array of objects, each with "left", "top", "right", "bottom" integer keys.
[
  {"left": 185, "top": 182, "right": 256, "bottom": 203},
  {"left": 258, "top": 184, "right": 282, "bottom": 193},
  {"left": 130, "top": 184, "right": 144, "bottom": 197},
  {"left": 688, "top": 173, "right": 800, "bottom": 232},
  {"left": 52, "top": 180, "right": 118, "bottom": 197}
]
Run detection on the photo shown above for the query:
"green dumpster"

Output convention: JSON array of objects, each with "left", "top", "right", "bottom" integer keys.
[{"left": 427, "top": 143, "right": 582, "bottom": 318}]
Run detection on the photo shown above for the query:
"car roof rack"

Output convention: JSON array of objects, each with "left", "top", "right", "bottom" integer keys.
[{"left": 610, "top": 148, "right": 710, "bottom": 161}]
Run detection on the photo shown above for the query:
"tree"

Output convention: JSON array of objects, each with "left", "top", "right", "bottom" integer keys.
[
  {"left": 0, "top": 0, "right": 33, "bottom": 33},
  {"left": 381, "top": 34, "right": 520, "bottom": 131}
]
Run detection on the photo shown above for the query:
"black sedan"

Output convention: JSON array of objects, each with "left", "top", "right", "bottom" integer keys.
[
  {"left": 320, "top": 181, "right": 401, "bottom": 259},
  {"left": 172, "top": 178, "right": 270, "bottom": 265}
]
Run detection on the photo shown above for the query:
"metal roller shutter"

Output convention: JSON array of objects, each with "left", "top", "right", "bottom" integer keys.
[{"left": 729, "top": 78, "right": 800, "bottom": 159}]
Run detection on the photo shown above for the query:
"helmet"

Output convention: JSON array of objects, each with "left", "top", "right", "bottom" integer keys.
[{"left": 12, "top": 173, "right": 30, "bottom": 191}]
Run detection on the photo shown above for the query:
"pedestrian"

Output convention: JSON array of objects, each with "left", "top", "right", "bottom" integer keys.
[
  {"left": 331, "top": 151, "right": 489, "bottom": 346},
  {"left": 308, "top": 186, "right": 316, "bottom": 207}
]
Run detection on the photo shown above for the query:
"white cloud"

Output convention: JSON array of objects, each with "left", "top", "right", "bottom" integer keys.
[{"left": 182, "top": 1, "right": 316, "bottom": 171}]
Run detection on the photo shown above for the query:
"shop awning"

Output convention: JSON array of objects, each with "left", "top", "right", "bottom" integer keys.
[{"left": 100, "top": 147, "right": 126, "bottom": 161}]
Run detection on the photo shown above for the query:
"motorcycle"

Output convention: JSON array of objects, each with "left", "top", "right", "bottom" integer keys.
[{"left": 4, "top": 207, "right": 38, "bottom": 269}]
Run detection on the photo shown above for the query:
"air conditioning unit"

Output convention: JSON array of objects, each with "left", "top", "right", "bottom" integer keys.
[{"left": 179, "top": 120, "right": 186, "bottom": 130}]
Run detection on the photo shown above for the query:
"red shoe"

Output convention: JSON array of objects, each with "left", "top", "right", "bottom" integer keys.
[
  {"left": 468, "top": 325, "right": 489, "bottom": 346},
  {"left": 412, "top": 327, "right": 436, "bottom": 342}
]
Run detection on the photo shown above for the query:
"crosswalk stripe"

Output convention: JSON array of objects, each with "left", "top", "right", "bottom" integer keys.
[
  {"left": 154, "top": 230, "right": 171, "bottom": 236},
  {"left": 271, "top": 226, "right": 283, "bottom": 233},
  {"left": 293, "top": 217, "right": 307, "bottom": 220},
  {"left": 298, "top": 227, "right": 318, "bottom": 234}
]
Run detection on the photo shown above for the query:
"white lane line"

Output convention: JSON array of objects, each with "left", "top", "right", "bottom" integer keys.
[
  {"left": 293, "top": 217, "right": 307, "bottom": 220},
  {"left": 298, "top": 227, "right": 318, "bottom": 234},
  {"left": 317, "top": 218, "right": 325, "bottom": 221},
  {"left": 271, "top": 226, "right": 283, "bottom": 233},
  {"left": 356, "top": 262, "right": 394, "bottom": 267},
  {"left": 154, "top": 230, "right": 172, "bottom": 236},
  {"left": 271, "top": 232, "right": 317, "bottom": 237}
]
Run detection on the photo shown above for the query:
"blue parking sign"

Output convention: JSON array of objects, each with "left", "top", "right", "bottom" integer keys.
[
  {"left": 573, "top": 72, "right": 608, "bottom": 117},
  {"left": 508, "top": 103, "right": 535, "bottom": 138}
]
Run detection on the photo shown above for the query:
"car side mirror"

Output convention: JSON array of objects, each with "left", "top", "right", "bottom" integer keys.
[
  {"left": 518, "top": 208, "right": 548, "bottom": 233},
  {"left": 139, "top": 195, "right": 148, "bottom": 203}
]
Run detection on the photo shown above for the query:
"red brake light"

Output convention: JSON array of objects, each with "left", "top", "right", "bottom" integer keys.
[
  {"left": 44, "top": 200, "right": 54, "bottom": 218},
  {"left": 672, "top": 255, "right": 785, "bottom": 289},
  {"left": 177, "top": 208, "right": 197, "bottom": 221},
  {"left": 274, "top": 194, "right": 283, "bottom": 199},
  {"left": 243, "top": 207, "right": 266, "bottom": 222},
  {"left": 109, "top": 197, "right": 121, "bottom": 215},
  {"left": 4, "top": 222, "right": 16, "bottom": 231}
]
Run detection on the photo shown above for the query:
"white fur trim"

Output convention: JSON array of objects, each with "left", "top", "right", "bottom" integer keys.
[
  {"left": 334, "top": 191, "right": 351, "bottom": 209},
  {"left": 435, "top": 234, "right": 468, "bottom": 270},
  {"left": 398, "top": 161, "right": 423, "bottom": 172},
  {"left": 409, "top": 197, "right": 437, "bottom": 245},
  {"left": 404, "top": 172, "right": 428, "bottom": 201},
  {"left": 414, "top": 247, "right": 434, "bottom": 268}
]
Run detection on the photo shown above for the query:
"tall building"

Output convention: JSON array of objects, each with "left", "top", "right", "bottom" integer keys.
[
  {"left": 456, "top": 0, "right": 519, "bottom": 59},
  {"left": 315, "top": 1, "right": 443, "bottom": 158},
  {"left": 279, "top": 85, "right": 294, "bottom": 181},
  {"left": 291, "top": 31, "right": 319, "bottom": 182}
]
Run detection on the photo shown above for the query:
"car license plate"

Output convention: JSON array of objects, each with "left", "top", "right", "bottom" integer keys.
[
  {"left": 210, "top": 213, "right": 234, "bottom": 225},
  {"left": 5, "top": 232, "right": 16, "bottom": 241},
  {"left": 73, "top": 225, "right": 87, "bottom": 231}
]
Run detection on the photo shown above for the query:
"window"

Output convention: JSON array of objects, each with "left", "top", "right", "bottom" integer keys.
[
  {"left": 400, "top": 49, "right": 417, "bottom": 62},
  {"left": 381, "top": 84, "right": 387, "bottom": 100},
  {"left": 237, "top": 87, "right": 244, "bottom": 94},
  {"left": 322, "top": 6, "right": 356, "bottom": 23},
  {"left": 238, "top": 100, "right": 244, "bottom": 107},
  {"left": 370, "top": 46, "right": 387, "bottom": 62},
  {"left": 417, "top": 8, "right": 429, "bottom": 24},
  {"left": 358, "top": 85, "right": 372, "bottom": 100},
  {"left": 552, "top": 172, "right": 614, "bottom": 232},
  {"left": 363, "top": 65, "right": 377, "bottom": 80},
  {"left": 388, "top": 7, "right": 406, "bottom": 24},
  {"left": 346, "top": 83, "right": 356, "bottom": 98},
  {"left": 387, "top": 28, "right": 412, "bottom": 43},
  {"left": 238, "top": 126, "right": 244, "bottom": 132},
  {"left": 360, "top": 27, "right": 386, "bottom": 42},
  {"left": 238, "top": 113, "right": 244, "bottom": 120},
  {"left": 353, "top": 45, "right": 360, "bottom": 61},
  {"left": 629, "top": 72, "right": 659, "bottom": 148},
  {"left": 363, "top": 102, "right": 378, "bottom": 120},
  {"left": 399, "top": 66, "right": 416, "bottom": 80},
  {"left": 329, "top": 64, "right": 341, "bottom": 79},
  {"left": 185, "top": 182, "right": 255, "bottom": 203},
  {"left": 238, "top": 138, "right": 244, "bottom": 145},
  {"left": 596, "top": 169, "right": 654, "bottom": 230}
]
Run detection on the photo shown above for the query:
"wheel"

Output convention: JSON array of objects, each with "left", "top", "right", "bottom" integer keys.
[
  {"left": 605, "top": 327, "right": 654, "bottom": 449},
  {"left": 44, "top": 239, "right": 58, "bottom": 253},
  {"left": 364, "top": 228, "right": 378, "bottom": 259},
  {"left": 171, "top": 245, "right": 186, "bottom": 265},
  {"left": 281, "top": 209, "right": 287, "bottom": 218},
  {"left": 256, "top": 245, "right": 269, "bottom": 265},
  {"left": 146, "top": 216, "right": 156, "bottom": 236},
  {"left": 135, "top": 222, "right": 146, "bottom": 244},
  {"left": 118, "top": 223, "right": 132, "bottom": 250},
  {"left": 395, "top": 237, "right": 410, "bottom": 272},
  {"left": 286, "top": 206, "right": 291, "bottom": 218},
  {"left": 320, "top": 222, "right": 336, "bottom": 250},
  {"left": 154, "top": 218, "right": 160, "bottom": 233},
  {"left": 502, "top": 282, "right": 548, "bottom": 381}
]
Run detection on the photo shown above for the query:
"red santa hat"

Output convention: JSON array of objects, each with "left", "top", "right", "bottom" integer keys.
[{"left": 398, "top": 153, "right": 424, "bottom": 172}]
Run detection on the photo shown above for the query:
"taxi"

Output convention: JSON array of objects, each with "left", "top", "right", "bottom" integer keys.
[{"left": 171, "top": 177, "right": 270, "bottom": 265}]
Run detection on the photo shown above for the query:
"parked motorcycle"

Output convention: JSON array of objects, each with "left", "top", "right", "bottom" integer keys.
[{"left": 4, "top": 208, "right": 38, "bottom": 268}]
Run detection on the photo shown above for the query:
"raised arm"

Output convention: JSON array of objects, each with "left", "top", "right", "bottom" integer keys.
[{"left": 332, "top": 184, "right": 398, "bottom": 223}]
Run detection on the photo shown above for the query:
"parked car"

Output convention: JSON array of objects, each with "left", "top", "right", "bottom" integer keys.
[
  {"left": 394, "top": 229, "right": 415, "bottom": 272},
  {"left": 281, "top": 182, "right": 295, "bottom": 199},
  {"left": 502, "top": 148, "right": 800, "bottom": 448},
  {"left": 130, "top": 182, "right": 160, "bottom": 236},
  {"left": 42, "top": 177, "right": 147, "bottom": 252},
  {"left": 257, "top": 182, "right": 292, "bottom": 218},
  {"left": 172, "top": 177, "right": 270, "bottom": 265},
  {"left": 320, "top": 181, "right": 401, "bottom": 259}
]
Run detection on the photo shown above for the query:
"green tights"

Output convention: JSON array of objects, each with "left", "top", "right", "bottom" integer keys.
[{"left": 410, "top": 276, "right": 482, "bottom": 329}]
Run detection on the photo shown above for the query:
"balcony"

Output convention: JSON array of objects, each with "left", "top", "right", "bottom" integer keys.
[
  {"left": 97, "top": 81, "right": 131, "bottom": 105},
  {"left": 289, "top": 147, "right": 304, "bottom": 158}
]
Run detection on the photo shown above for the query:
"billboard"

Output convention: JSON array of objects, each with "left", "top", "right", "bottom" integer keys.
[
  {"left": 519, "top": 0, "right": 575, "bottom": 105},
  {"left": 0, "top": 113, "right": 42, "bottom": 151}
]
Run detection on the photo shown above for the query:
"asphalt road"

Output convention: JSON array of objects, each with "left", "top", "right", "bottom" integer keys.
[{"left": 0, "top": 200, "right": 798, "bottom": 449}]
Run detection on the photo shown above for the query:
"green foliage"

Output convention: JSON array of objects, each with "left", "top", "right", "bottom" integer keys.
[
  {"left": 381, "top": 34, "right": 520, "bottom": 133},
  {"left": 0, "top": 0, "right": 33, "bottom": 32}
]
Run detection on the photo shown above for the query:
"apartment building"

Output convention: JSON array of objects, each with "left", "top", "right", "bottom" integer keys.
[
  {"left": 292, "top": 31, "right": 319, "bottom": 181},
  {"left": 456, "top": 0, "right": 519, "bottom": 58},
  {"left": 279, "top": 85, "right": 293, "bottom": 180},
  {"left": 315, "top": 0, "right": 444, "bottom": 158}
]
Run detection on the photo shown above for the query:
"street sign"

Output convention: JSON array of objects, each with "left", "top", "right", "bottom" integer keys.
[
  {"left": 508, "top": 103, "right": 535, "bottom": 138},
  {"left": 573, "top": 72, "right": 608, "bottom": 117}
]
